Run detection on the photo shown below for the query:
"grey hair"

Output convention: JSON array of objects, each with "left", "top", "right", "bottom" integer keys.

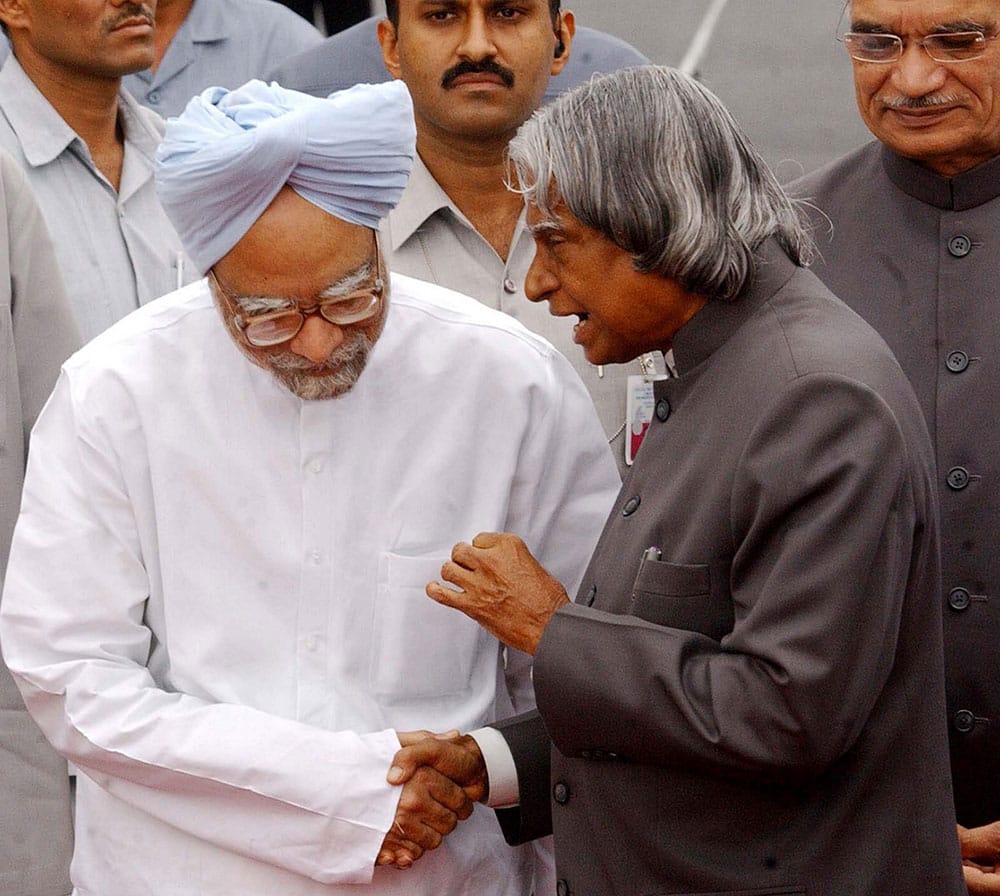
[{"left": 507, "top": 66, "right": 812, "bottom": 301}]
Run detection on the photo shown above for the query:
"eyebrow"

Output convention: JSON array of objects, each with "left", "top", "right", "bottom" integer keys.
[
  {"left": 527, "top": 220, "right": 565, "bottom": 238},
  {"left": 234, "top": 260, "right": 373, "bottom": 314},
  {"left": 851, "top": 17, "right": 993, "bottom": 34}
]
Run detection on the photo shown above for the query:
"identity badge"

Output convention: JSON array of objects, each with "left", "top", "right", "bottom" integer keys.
[{"left": 625, "top": 375, "right": 656, "bottom": 466}]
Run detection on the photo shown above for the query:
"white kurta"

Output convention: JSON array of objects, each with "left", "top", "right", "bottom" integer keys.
[{"left": 0, "top": 273, "right": 620, "bottom": 895}]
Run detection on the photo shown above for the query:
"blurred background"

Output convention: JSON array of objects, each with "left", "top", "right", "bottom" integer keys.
[{"left": 368, "top": 0, "right": 873, "bottom": 180}]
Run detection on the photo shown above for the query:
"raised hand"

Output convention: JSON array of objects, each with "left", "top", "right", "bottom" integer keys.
[{"left": 426, "top": 532, "right": 570, "bottom": 655}]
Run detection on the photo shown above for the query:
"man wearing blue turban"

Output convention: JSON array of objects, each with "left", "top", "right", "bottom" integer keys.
[{"left": 0, "top": 79, "right": 620, "bottom": 896}]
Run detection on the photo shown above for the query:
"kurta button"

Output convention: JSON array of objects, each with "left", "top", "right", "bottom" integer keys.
[
  {"left": 556, "top": 880, "right": 570, "bottom": 896},
  {"left": 584, "top": 584, "right": 597, "bottom": 606},
  {"left": 946, "top": 351, "right": 970, "bottom": 373},
  {"left": 655, "top": 399, "right": 671, "bottom": 422},
  {"left": 553, "top": 781, "right": 570, "bottom": 804},
  {"left": 954, "top": 709, "right": 976, "bottom": 733},
  {"left": 948, "top": 587, "right": 971, "bottom": 611},
  {"left": 946, "top": 467, "right": 970, "bottom": 490},
  {"left": 502, "top": 277, "right": 517, "bottom": 294},
  {"left": 622, "top": 496, "right": 641, "bottom": 516},
  {"left": 948, "top": 235, "right": 972, "bottom": 257},
  {"left": 148, "top": 90, "right": 161, "bottom": 105}
]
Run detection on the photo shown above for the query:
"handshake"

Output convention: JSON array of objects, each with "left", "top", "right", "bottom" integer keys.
[{"left": 377, "top": 730, "right": 490, "bottom": 870}]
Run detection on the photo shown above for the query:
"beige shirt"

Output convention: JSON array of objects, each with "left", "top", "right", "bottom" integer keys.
[{"left": 381, "top": 155, "right": 667, "bottom": 477}]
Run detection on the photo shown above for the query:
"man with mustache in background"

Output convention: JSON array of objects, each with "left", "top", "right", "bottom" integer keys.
[
  {"left": 375, "top": 0, "right": 660, "bottom": 478},
  {"left": 0, "top": 0, "right": 196, "bottom": 342},
  {"left": 791, "top": 1, "right": 1000, "bottom": 890}
]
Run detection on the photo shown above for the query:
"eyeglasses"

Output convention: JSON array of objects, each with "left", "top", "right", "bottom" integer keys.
[
  {"left": 210, "top": 235, "right": 384, "bottom": 347},
  {"left": 843, "top": 30, "right": 998, "bottom": 64}
]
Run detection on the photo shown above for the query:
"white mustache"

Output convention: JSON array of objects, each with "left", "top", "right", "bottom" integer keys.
[{"left": 877, "top": 93, "right": 964, "bottom": 110}]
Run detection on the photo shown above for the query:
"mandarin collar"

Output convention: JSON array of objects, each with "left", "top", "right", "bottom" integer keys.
[
  {"left": 670, "top": 238, "right": 799, "bottom": 376},
  {"left": 881, "top": 144, "right": 1000, "bottom": 211}
]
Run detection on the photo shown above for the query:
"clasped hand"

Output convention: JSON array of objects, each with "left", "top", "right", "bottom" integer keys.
[{"left": 377, "top": 731, "right": 488, "bottom": 870}]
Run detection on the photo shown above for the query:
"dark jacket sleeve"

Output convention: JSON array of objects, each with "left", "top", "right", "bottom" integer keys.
[{"left": 492, "top": 710, "right": 553, "bottom": 845}]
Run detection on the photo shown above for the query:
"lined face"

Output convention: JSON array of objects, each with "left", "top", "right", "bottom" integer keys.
[
  {"left": 849, "top": 0, "right": 1000, "bottom": 174},
  {"left": 2, "top": 0, "right": 156, "bottom": 78},
  {"left": 211, "top": 189, "right": 388, "bottom": 401},
  {"left": 523, "top": 201, "right": 706, "bottom": 366},
  {"left": 378, "top": 0, "right": 573, "bottom": 143}
]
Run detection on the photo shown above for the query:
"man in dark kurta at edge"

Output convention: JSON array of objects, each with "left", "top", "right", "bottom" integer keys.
[{"left": 790, "top": 1, "right": 1000, "bottom": 889}]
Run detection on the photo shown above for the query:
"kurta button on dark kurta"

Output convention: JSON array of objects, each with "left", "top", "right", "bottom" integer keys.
[
  {"left": 948, "top": 235, "right": 972, "bottom": 257},
  {"left": 655, "top": 398, "right": 671, "bottom": 422},
  {"left": 946, "top": 467, "right": 971, "bottom": 490},
  {"left": 553, "top": 781, "right": 570, "bottom": 804},
  {"left": 949, "top": 587, "right": 971, "bottom": 611},
  {"left": 502, "top": 277, "right": 517, "bottom": 294},
  {"left": 584, "top": 584, "right": 597, "bottom": 606},
  {"left": 946, "top": 350, "right": 971, "bottom": 373},
  {"left": 556, "top": 880, "right": 570, "bottom": 896},
  {"left": 622, "top": 496, "right": 641, "bottom": 516},
  {"left": 954, "top": 709, "right": 976, "bottom": 733}
]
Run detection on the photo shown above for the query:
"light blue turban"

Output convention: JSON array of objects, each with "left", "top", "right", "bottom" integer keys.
[{"left": 155, "top": 79, "right": 416, "bottom": 273}]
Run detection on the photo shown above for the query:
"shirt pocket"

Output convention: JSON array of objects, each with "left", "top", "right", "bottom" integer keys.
[
  {"left": 370, "top": 552, "right": 483, "bottom": 702},
  {"left": 629, "top": 558, "right": 734, "bottom": 641}
]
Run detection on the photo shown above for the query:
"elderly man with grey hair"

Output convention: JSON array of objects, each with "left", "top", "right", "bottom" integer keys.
[{"left": 388, "top": 65, "right": 967, "bottom": 896}]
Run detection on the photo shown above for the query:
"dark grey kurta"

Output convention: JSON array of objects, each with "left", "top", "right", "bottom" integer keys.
[
  {"left": 793, "top": 144, "right": 1000, "bottom": 828},
  {"left": 494, "top": 242, "right": 964, "bottom": 896},
  {"left": 0, "top": 150, "right": 78, "bottom": 895}
]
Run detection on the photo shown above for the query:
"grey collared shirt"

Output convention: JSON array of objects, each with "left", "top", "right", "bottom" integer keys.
[
  {"left": 123, "top": 0, "right": 322, "bottom": 119},
  {"left": 381, "top": 155, "right": 664, "bottom": 476},
  {"left": 0, "top": 56, "right": 196, "bottom": 341}
]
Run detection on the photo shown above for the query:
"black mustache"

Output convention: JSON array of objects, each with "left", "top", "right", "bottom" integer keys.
[
  {"left": 108, "top": 4, "right": 154, "bottom": 28},
  {"left": 442, "top": 59, "right": 515, "bottom": 89}
]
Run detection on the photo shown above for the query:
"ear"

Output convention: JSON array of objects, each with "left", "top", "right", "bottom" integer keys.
[
  {"left": 377, "top": 18, "right": 403, "bottom": 80},
  {"left": 0, "top": 0, "right": 30, "bottom": 35},
  {"left": 550, "top": 10, "right": 575, "bottom": 76}
]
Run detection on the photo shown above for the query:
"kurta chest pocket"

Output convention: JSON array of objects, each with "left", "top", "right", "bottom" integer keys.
[
  {"left": 630, "top": 559, "right": 734, "bottom": 641},
  {"left": 370, "top": 552, "right": 488, "bottom": 701}
]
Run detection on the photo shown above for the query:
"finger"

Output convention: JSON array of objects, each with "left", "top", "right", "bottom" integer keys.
[
  {"left": 426, "top": 578, "right": 470, "bottom": 611},
  {"left": 471, "top": 531, "right": 503, "bottom": 549},
  {"left": 450, "top": 541, "right": 477, "bottom": 570}
]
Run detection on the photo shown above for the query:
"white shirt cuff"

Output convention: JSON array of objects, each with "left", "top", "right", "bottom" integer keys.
[{"left": 469, "top": 727, "right": 520, "bottom": 808}]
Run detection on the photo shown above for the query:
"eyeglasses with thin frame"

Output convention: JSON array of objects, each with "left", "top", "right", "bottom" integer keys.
[
  {"left": 843, "top": 30, "right": 999, "bottom": 64},
  {"left": 210, "top": 235, "right": 384, "bottom": 347}
]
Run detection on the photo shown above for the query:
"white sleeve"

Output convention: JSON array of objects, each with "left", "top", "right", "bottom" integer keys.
[
  {"left": 0, "top": 373, "right": 400, "bottom": 886},
  {"left": 469, "top": 726, "right": 520, "bottom": 808}
]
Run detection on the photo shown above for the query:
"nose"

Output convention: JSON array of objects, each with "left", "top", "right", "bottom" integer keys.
[
  {"left": 524, "top": 250, "right": 558, "bottom": 305},
  {"left": 287, "top": 314, "right": 345, "bottom": 364},
  {"left": 891, "top": 42, "right": 948, "bottom": 96},
  {"left": 457, "top": 8, "right": 498, "bottom": 59}
]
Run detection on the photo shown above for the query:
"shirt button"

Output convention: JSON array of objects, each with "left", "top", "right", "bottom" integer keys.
[
  {"left": 946, "top": 466, "right": 970, "bottom": 490},
  {"left": 308, "top": 458, "right": 324, "bottom": 474},
  {"left": 655, "top": 398, "right": 671, "bottom": 422},
  {"left": 584, "top": 584, "right": 597, "bottom": 607},
  {"left": 948, "top": 235, "right": 972, "bottom": 257},
  {"left": 304, "top": 635, "right": 318, "bottom": 651},
  {"left": 556, "top": 880, "right": 570, "bottom": 896},
  {"left": 148, "top": 90, "right": 161, "bottom": 105},
  {"left": 502, "top": 277, "right": 517, "bottom": 294},
  {"left": 309, "top": 549, "right": 322, "bottom": 564},
  {"left": 954, "top": 709, "right": 976, "bottom": 733},
  {"left": 622, "top": 495, "right": 641, "bottom": 517},
  {"left": 552, "top": 781, "right": 570, "bottom": 804},
  {"left": 948, "top": 587, "right": 971, "bottom": 611},
  {"left": 946, "top": 350, "right": 970, "bottom": 373}
]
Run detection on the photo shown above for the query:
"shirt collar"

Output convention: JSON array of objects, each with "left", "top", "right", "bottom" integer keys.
[
  {"left": 671, "top": 238, "right": 799, "bottom": 375},
  {"left": 185, "top": 0, "right": 229, "bottom": 43},
  {"left": 0, "top": 55, "right": 162, "bottom": 169},
  {"left": 881, "top": 143, "right": 1000, "bottom": 211},
  {"left": 385, "top": 154, "right": 457, "bottom": 251},
  {"left": 0, "top": 56, "right": 80, "bottom": 167}
]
